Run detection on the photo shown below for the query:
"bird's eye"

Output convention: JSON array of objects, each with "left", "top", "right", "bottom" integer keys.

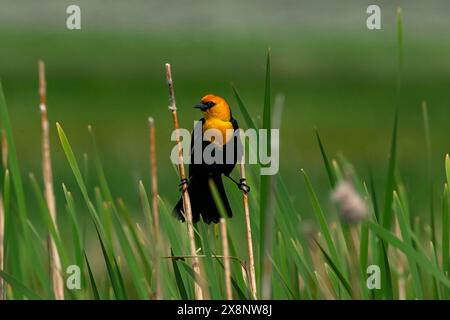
[{"left": 205, "top": 101, "right": 215, "bottom": 108}]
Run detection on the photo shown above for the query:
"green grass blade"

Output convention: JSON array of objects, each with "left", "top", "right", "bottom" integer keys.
[
  {"left": 198, "top": 224, "right": 221, "bottom": 299},
  {"left": 369, "top": 172, "right": 393, "bottom": 299},
  {"left": 393, "top": 192, "right": 423, "bottom": 298},
  {"left": 109, "top": 202, "right": 148, "bottom": 299},
  {"left": 315, "top": 130, "right": 336, "bottom": 188},
  {"left": 0, "top": 82, "right": 31, "bottom": 289},
  {"left": 210, "top": 179, "right": 248, "bottom": 298},
  {"left": 365, "top": 219, "right": 450, "bottom": 288},
  {"left": 94, "top": 224, "right": 127, "bottom": 299},
  {"left": 0, "top": 82, "right": 27, "bottom": 235},
  {"left": 290, "top": 240, "right": 317, "bottom": 296},
  {"left": 231, "top": 85, "right": 257, "bottom": 130},
  {"left": 96, "top": 189, "right": 113, "bottom": 252},
  {"left": 83, "top": 152, "right": 89, "bottom": 188},
  {"left": 178, "top": 260, "right": 209, "bottom": 295},
  {"left": 138, "top": 181, "right": 153, "bottom": 230},
  {"left": 258, "top": 50, "right": 272, "bottom": 289},
  {"left": 445, "top": 155, "right": 450, "bottom": 296},
  {"left": 85, "top": 252, "right": 101, "bottom": 300},
  {"left": 0, "top": 270, "right": 42, "bottom": 300},
  {"left": 359, "top": 186, "right": 370, "bottom": 299},
  {"left": 359, "top": 227, "right": 369, "bottom": 299},
  {"left": 170, "top": 249, "right": 189, "bottom": 300},
  {"left": 442, "top": 184, "right": 449, "bottom": 278},
  {"left": 56, "top": 123, "right": 102, "bottom": 228},
  {"left": 209, "top": 179, "right": 228, "bottom": 219},
  {"left": 382, "top": 112, "right": 398, "bottom": 230},
  {"left": 62, "top": 184, "right": 84, "bottom": 276},
  {"left": 396, "top": 7, "right": 403, "bottom": 97},
  {"left": 214, "top": 257, "right": 247, "bottom": 300},
  {"left": 422, "top": 102, "right": 436, "bottom": 246},
  {"left": 314, "top": 240, "right": 352, "bottom": 297},
  {"left": 158, "top": 196, "right": 185, "bottom": 255},
  {"left": 446, "top": 154, "right": 450, "bottom": 193},
  {"left": 301, "top": 169, "right": 340, "bottom": 266},
  {"left": 117, "top": 198, "right": 153, "bottom": 285},
  {"left": 369, "top": 171, "right": 380, "bottom": 222},
  {"left": 268, "top": 255, "right": 296, "bottom": 299},
  {"left": 88, "top": 126, "right": 115, "bottom": 206},
  {"left": 29, "top": 173, "right": 68, "bottom": 267},
  {"left": 430, "top": 241, "right": 442, "bottom": 299},
  {"left": 226, "top": 233, "right": 249, "bottom": 299},
  {"left": 3, "top": 169, "right": 10, "bottom": 213},
  {"left": 57, "top": 122, "right": 130, "bottom": 298},
  {"left": 263, "top": 49, "right": 271, "bottom": 132}
]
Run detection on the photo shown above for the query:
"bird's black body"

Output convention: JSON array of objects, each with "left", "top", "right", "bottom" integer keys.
[{"left": 173, "top": 117, "right": 240, "bottom": 224}]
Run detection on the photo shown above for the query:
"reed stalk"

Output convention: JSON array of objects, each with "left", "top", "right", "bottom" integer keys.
[
  {"left": 148, "top": 117, "right": 162, "bottom": 299},
  {"left": 164, "top": 63, "right": 204, "bottom": 300},
  {"left": 239, "top": 162, "right": 257, "bottom": 299},
  {"left": 38, "top": 60, "right": 64, "bottom": 300},
  {"left": 220, "top": 218, "right": 232, "bottom": 299}
]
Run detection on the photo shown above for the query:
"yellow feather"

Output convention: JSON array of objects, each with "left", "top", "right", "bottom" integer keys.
[{"left": 199, "top": 94, "right": 234, "bottom": 145}]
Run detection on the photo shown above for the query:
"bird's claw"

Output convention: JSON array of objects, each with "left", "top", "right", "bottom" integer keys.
[
  {"left": 178, "top": 178, "right": 189, "bottom": 191},
  {"left": 238, "top": 178, "right": 250, "bottom": 194}
]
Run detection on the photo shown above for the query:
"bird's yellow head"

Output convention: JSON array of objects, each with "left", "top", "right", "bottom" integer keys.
[{"left": 194, "top": 94, "right": 231, "bottom": 121}]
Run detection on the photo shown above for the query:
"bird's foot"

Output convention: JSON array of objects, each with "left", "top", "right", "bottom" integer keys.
[
  {"left": 178, "top": 178, "right": 189, "bottom": 191},
  {"left": 238, "top": 178, "right": 250, "bottom": 194}
]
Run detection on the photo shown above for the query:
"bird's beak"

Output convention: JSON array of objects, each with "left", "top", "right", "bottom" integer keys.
[{"left": 194, "top": 102, "right": 208, "bottom": 111}]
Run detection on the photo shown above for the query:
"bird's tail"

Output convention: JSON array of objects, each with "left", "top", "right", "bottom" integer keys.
[{"left": 173, "top": 175, "right": 232, "bottom": 224}]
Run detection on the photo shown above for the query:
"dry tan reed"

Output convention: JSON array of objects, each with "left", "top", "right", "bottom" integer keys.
[
  {"left": 220, "top": 218, "right": 232, "bottom": 299},
  {"left": 238, "top": 162, "right": 257, "bottom": 299},
  {"left": 164, "top": 63, "right": 204, "bottom": 300},
  {"left": 38, "top": 60, "right": 64, "bottom": 300}
]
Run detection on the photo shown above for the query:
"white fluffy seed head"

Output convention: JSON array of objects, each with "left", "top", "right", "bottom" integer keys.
[{"left": 331, "top": 180, "right": 367, "bottom": 225}]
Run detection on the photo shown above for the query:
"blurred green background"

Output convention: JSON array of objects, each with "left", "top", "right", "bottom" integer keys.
[{"left": 0, "top": 0, "right": 449, "bottom": 220}]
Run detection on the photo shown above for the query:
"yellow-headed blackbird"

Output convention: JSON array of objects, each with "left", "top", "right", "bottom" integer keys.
[{"left": 173, "top": 94, "right": 244, "bottom": 224}]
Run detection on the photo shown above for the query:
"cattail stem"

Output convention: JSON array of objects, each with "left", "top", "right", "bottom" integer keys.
[
  {"left": 164, "top": 63, "right": 204, "bottom": 300},
  {"left": 39, "top": 60, "right": 64, "bottom": 300},
  {"left": 220, "top": 218, "right": 232, "bottom": 299},
  {"left": 239, "top": 163, "right": 257, "bottom": 299},
  {"left": 148, "top": 117, "right": 162, "bottom": 299}
]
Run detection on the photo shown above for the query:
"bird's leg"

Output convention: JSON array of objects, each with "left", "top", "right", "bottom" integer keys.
[{"left": 225, "top": 175, "right": 250, "bottom": 194}]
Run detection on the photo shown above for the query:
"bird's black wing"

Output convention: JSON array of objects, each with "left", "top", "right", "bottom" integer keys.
[
  {"left": 222, "top": 116, "right": 241, "bottom": 176},
  {"left": 189, "top": 118, "right": 205, "bottom": 178},
  {"left": 231, "top": 117, "right": 239, "bottom": 131}
]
